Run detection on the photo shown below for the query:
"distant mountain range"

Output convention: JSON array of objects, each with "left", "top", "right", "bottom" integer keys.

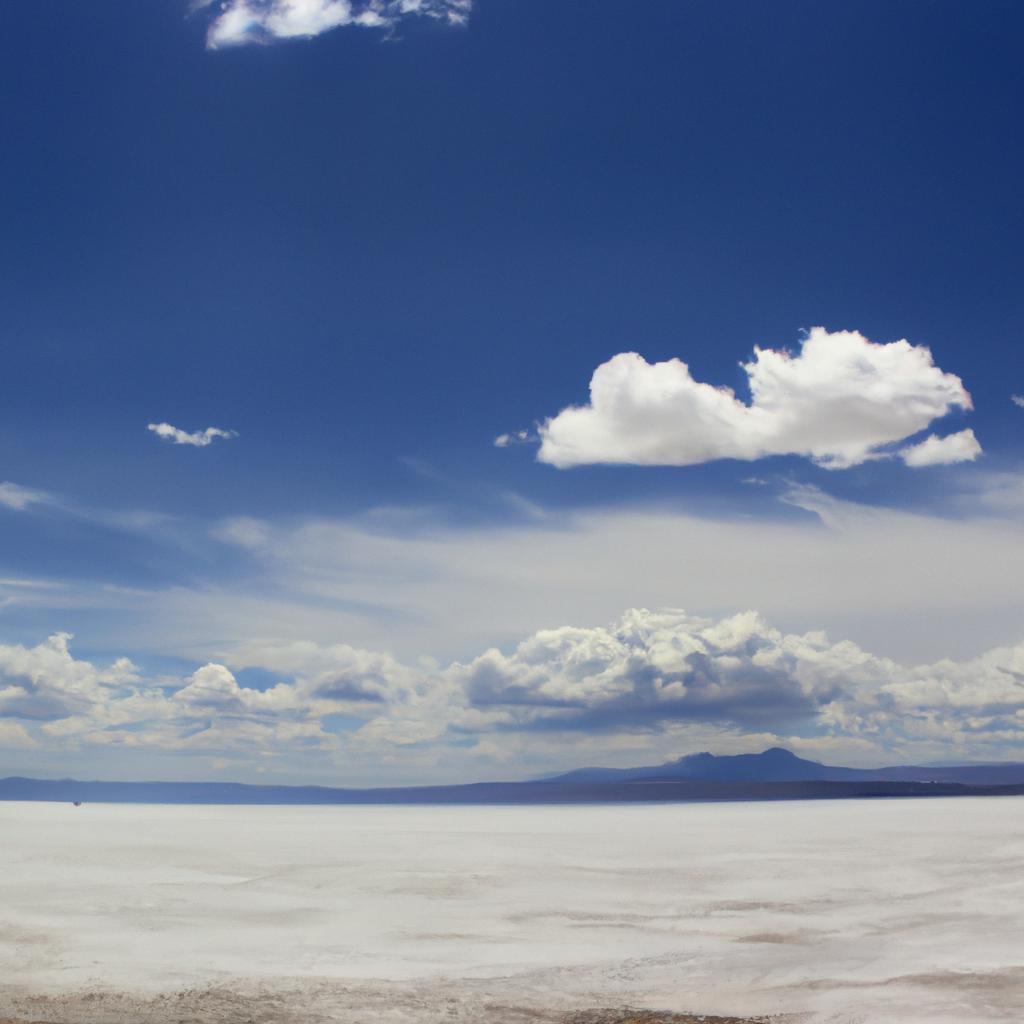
[
  {"left": 539, "top": 746, "right": 1024, "bottom": 786},
  {"left": 3, "top": 747, "right": 1024, "bottom": 806}
]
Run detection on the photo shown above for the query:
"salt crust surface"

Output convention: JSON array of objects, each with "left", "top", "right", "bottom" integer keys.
[{"left": 1, "top": 798, "right": 1022, "bottom": 1023}]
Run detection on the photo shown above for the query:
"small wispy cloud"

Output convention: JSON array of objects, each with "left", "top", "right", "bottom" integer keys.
[
  {"left": 147, "top": 423, "right": 238, "bottom": 447},
  {"left": 0, "top": 482, "right": 54, "bottom": 512},
  {"left": 202, "top": 0, "right": 472, "bottom": 49},
  {"left": 1012, "top": 394, "right": 1024, "bottom": 409},
  {"left": 212, "top": 516, "right": 272, "bottom": 549},
  {"left": 494, "top": 430, "right": 534, "bottom": 449}
]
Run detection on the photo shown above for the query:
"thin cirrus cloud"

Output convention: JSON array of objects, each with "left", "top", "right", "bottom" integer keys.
[
  {"left": 198, "top": 0, "right": 473, "bottom": 49},
  {"left": 0, "top": 482, "right": 54, "bottom": 512},
  {"left": 147, "top": 423, "right": 238, "bottom": 447},
  {"left": 507, "top": 328, "right": 980, "bottom": 471}
]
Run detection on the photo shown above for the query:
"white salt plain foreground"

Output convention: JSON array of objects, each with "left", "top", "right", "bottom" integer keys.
[{"left": 1, "top": 798, "right": 1023, "bottom": 1024}]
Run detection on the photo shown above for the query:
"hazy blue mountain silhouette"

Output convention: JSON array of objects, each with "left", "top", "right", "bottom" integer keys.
[
  {"left": 539, "top": 746, "right": 1024, "bottom": 785},
  {"left": 3, "top": 748, "right": 1024, "bottom": 805}
]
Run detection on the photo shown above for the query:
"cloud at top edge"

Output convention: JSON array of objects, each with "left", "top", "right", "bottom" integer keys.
[
  {"left": 519, "top": 328, "right": 978, "bottom": 471},
  {"left": 203, "top": 0, "right": 472, "bottom": 49}
]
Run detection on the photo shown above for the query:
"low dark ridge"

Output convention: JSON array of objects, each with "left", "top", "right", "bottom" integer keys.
[{"left": 2, "top": 773, "right": 1024, "bottom": 806}]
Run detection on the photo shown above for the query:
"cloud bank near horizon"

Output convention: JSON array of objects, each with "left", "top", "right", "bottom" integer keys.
[
  {"left": 514, "top": 328, "right": 978, "bottom": 471},
  {"left": 199, "top": 0, "right": 472, "bottom": 49},
  {"left": 2, "top": 607, "right": 1023, "bottom": 781}
]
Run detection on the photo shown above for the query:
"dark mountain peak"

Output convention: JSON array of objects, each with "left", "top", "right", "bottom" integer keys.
[
  {"left": 536, "top": 746, "right": 1024, "bottom": 787},
  {"left": 641, "top": 747, "right": 842, "bottom": 782},
  {"left": 541, "top": 747, "right": 840, "bottom": 784},
  {"left": 675, "top": 747, "right": 808, "bottom": 766}
]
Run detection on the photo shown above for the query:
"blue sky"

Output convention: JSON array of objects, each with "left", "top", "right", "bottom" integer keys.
[{"left": 0, "top": 0, "right": 1022, "bottom": 784}]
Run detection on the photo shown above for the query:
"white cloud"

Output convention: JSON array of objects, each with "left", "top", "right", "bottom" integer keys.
[
  {"left": 226, "top": 639, "right": 419, "bottom": 704},
  {"left": 530, "top": 328, "right": 975, "bottom": 470},
  {"left": 494, "top": 430, "right": 533, "bottom": 448},
  {"left": 8, "top": 474, "right": 1024, "bottom": 687},
  {"left": 204, "top": 0, "right": 472, "bottom": 48},
  {"left": 0, "top": 482, "right": 53, "bottom": 512},
  {"left": 0, "top": 633, "right": 139, "bottom": 722},
  {"left": 173, "top": 663, "right": 300, "bottom": 713},
  {"left": 4, "top": 611, "right": 1024, "bottom": 776},
  {"left": 212, "top": 516, "right": 272, "bottom": 549},
  {"left": 3, "top": 471, "right": 1021, "bottom": 779},
  {"left": 900, "top": 428, "right": 982, "bottom": 467},
  {"left": 0, "top": 721, "right": 36, "bottom": 749},
  {"left": 451, "top": 609, "right": 880, "bottom": 732},
  {"left": 147, "top": 423, "right": 237, "bottom": 447},
  {"left": 1013, "top": 395, "right": 1024, "bottom": 409},
  {"left": 173, "top": 482, "right": 1021, "bottom": 667}
]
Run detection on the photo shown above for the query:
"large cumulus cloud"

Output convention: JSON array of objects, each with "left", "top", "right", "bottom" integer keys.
[
  {"left": 454, "top": 610, "right": 884, "bottom": 732},
  {"left": 0, "top": 633, "right": 139, "bottom": 722},
  {"left": 530, "top": 328, "right": 977, "bottom": 470}
]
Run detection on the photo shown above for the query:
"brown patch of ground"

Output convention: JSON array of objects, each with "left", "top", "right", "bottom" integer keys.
[
  {"left": 1, "top": 995, "right": 795, "bottom": 1024},
  {"left": 2, "top": 1017, "right": 780, "bottom": 1024},
  {"left": 561, "top": 1012, "right": 782, "bottom": 1024}
]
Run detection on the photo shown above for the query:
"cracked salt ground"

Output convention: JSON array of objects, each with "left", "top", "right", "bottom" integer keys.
[{"left": 0, "top": 799, "right": 1021, "bottom": 1023}]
